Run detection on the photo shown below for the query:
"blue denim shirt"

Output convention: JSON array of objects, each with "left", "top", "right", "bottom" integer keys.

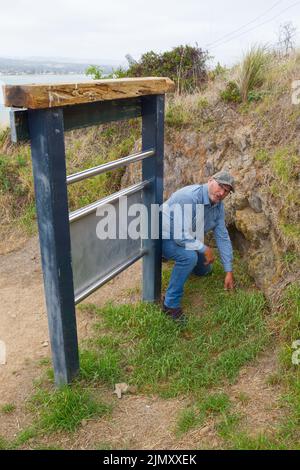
[{"left": 162, "top": 183, "right": 233, "bottom": 272}]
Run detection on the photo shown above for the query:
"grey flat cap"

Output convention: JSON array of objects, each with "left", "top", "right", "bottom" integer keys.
[{"left": 213, "top": 170, "right": 235, "bottom": 192}]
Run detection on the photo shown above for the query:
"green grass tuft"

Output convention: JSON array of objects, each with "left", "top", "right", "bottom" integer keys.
[
  {"left": 0, "top": 435, "right": 9, "bottom": 450},
  {"left": 30, "top": 386, "right": 111, "bottom": 433},
  {"left": 199, "top": 392, "right": 231, "bottom": 415},
  {"left": 271, "top": 147, "right": 299, "bottom": 184},
  {"left": 1, "top": 403, "right": 16, "bottom": 414},
  {"left": 216, "top": 412, "right": 242, "bottom": 439},
  {"left": 79, "top": 348, "right": 123, "bottom": 386},
  {"left": 176, "top": 407, "right": 200, "bottom": 436}
]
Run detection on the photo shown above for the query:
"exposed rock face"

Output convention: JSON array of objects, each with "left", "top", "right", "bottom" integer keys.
[
  {"left": 121, "top": 123, "right": 294, "bottom": 293},
  {"left": 235, "top": 209, "right": 269, "bottom": 246}
]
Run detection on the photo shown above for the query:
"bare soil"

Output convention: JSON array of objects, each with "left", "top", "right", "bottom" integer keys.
[{"left": 0, "top": 237, "right": 285, "bottom": 449}]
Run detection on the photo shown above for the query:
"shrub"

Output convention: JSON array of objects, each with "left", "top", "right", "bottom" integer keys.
[
  {"left": 126, "top": 44, "right": 209, "bottom": 93},
  {"left": 247, "top": 90, "right": 267, "bottom": 102},
  {"left": 85, "top": 65, "right": 104, "bottom": 79},
  {"left": 209, "top": 62, "right": 228, "bottom": 80},
  {"left": 86, "top": 65, "right": 128, "bottom": 80},
  {"left": 220, "top": 81, "right": 242, "bottom": 103}
]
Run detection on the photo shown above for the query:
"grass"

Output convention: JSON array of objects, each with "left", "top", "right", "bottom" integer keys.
[
  {"left": 79, "top": 348, "right": 123, "bottom": 386},
  {"left": 3, "top": 261, "right": 299, "bottom": 450},
  {"left": 29, "top": 385, "right": 111, "bottom": 433},
  {"left": 271, "top": 146, "right": 299, "bottom": 184},
  {"left": 236, "top": 392, "right": 251, "bottom": 404},
  {"left": 176, "top": 407, "right": 199, "bottom": 435},
  {"left": 216, "top": 412, "right": 242, "bottom": 440},
  {"left": 12, "top": 253, "right": 265, "bottom": 449},
  {"left": 236, "top": 45, "right": 271, "bottom": 102},
  {"left": 165, "top": 92, "right": 214, "bottom": 130},
  {"left": 254, "top": 148, "right": 269, "bottom": 163},
  {"left": 199, "top": 392, "right": 231, "bottom": 415},
  {"left": 175, "top": 392, "right": 232, "bottom": 436},
  {"left": 217, "top": 281, "right": 300, "bottom": 450},
  {"left": 0, "top": 384, "right": 112, "bottom": 449},
  {"left": 79, "top": 258, "right": 269, "bottom": 400},
  {"left": 1, "top": 403, "right": 16, "bottom": 414},
  {"left": 0, "top": 436, "right": 9, "bottom": 450}
]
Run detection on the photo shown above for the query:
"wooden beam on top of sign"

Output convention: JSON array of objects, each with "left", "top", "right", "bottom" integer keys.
[
  {"left": 9, "top": 97, "right": 143, "bottom": 142},
  {"left": 3, "top": 77, "right": 175, "bottom": 109}
]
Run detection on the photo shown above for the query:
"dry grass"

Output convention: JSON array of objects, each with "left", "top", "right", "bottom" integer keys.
[{"left": 0, "top": 120, "right": 140, "bottom": 251}]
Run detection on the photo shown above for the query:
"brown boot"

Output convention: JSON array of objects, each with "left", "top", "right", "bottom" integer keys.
[{"left": 162, "top": 303, "right": 187, "bottom": 326}]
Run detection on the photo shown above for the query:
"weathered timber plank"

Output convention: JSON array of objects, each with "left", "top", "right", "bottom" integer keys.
[{"left": 3, "top": 77, "right": 175, "bottom": 109}]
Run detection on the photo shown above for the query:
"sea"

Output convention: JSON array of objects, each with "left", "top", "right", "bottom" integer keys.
[{"left": 0, "top": 73, "right": 92, "bottom": 128}]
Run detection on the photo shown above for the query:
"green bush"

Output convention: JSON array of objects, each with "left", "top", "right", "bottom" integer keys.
[
  {"left": 220, "top": 81, "right": 242, "bottom": 103},
  {"left": 209, "top": 62, "right": 228, "bottom": 80},
  {"left": 86, "top": 65, "right": 128, "bottom": 80},
  {"left": 126, "top": 45, "right": 209, "bottom": 93},
  {"left": 247, "top": 90, "right": 267, "bottom": 102}
]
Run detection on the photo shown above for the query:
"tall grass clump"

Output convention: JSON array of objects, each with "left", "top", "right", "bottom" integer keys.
[{"left": 236, "top": 45, "right": 271, "bottom": 102}]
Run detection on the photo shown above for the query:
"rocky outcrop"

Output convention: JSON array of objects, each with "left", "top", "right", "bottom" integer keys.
[{"left": 121, "top": 119, "right": 297, "bottom": 293}]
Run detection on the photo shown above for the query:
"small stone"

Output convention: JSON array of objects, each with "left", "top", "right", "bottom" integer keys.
[
  {"left": 113, "top": 383, "right": 129, "bottom": 399},
  {"left": 81, "top": 419, "right": 88, "bottom": 427},
  {"left": 248, "top": 194, "right": 263, "bottom": 213},
  {"left": 42, "top": 341, "right": 49, "bottom": 348}
]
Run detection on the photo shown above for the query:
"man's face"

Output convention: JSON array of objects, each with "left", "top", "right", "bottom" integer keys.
[{"left": 207, "top": 178, "right": 232, "bottom": 204}]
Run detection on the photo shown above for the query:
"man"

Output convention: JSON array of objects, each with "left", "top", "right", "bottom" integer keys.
[{"left": 161, "top": 170, "right": 235, "bottom": 323}]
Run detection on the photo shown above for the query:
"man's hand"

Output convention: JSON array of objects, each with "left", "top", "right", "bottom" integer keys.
[
  {"left": 204, "top": 246, "right": 215, "bottom": 265},
  {"left": 224, "top": 272, "right": 234, "bottom": 290}
]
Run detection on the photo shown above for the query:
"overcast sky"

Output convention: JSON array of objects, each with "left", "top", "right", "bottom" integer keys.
[{"left": 0, "top": 0, "right": 300, "bottom": 66}]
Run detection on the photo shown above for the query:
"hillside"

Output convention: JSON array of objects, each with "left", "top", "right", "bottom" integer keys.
[
  {"left": 0, "top": 50, "right": 299, "bottom": 450},
  {"left": 122, "top": 51, "right": 300, "bottom": 297}
]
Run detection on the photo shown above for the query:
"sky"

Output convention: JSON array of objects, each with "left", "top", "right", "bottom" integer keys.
[{"left": 0, "top": 0, "right": 300, "bottom": 67}]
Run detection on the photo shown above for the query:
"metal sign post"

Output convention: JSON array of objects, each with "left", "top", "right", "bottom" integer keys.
[{"left": 3, "top": 77, "right": 175, "bottom": 385}]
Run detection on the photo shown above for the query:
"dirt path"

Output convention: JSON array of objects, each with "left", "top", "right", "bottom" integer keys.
[
  {"left": 0, "top": 237, "right": 285, "bottom": 449},
  {"left": 0, "top": 236, "right": 142, "bottom": 441}
]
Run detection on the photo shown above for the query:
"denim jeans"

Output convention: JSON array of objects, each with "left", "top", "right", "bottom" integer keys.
[{"left": 162, "top": 239, "right": 213, "bottom": 308}]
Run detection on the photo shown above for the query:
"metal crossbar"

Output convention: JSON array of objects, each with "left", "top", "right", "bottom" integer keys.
[
  {"left": 69, "top": 180, "right": 153, "bottom": 223},
  {"left": 67, "top": 149, "right": 155, "bottom": 185}
]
